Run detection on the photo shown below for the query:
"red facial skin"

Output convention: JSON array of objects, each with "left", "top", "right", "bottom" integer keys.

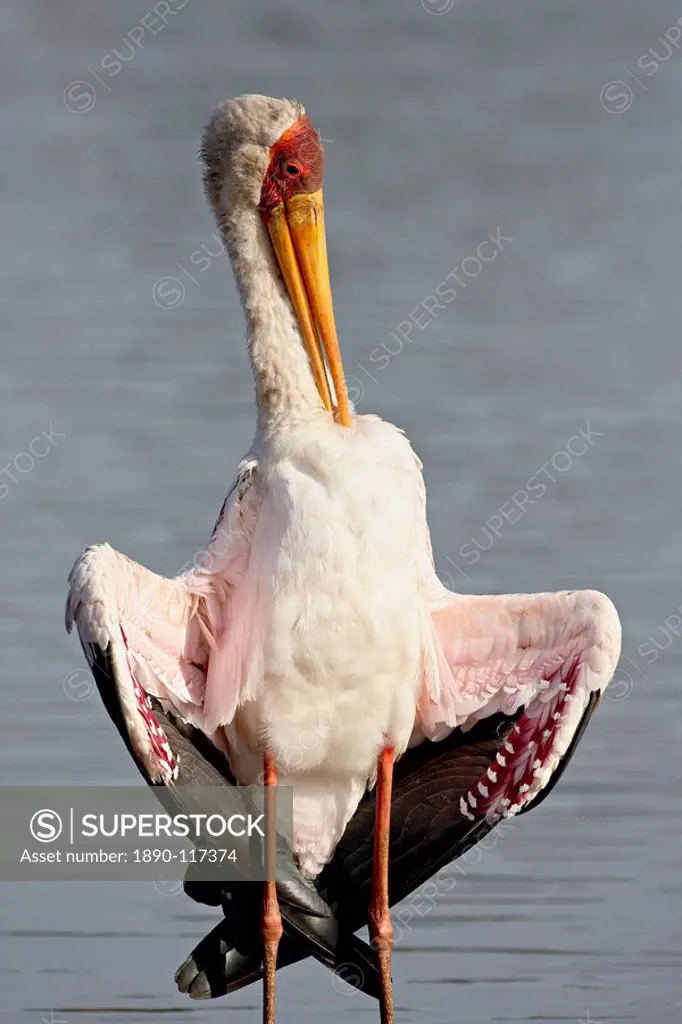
[{"left": 258, "top": 115, "right": 324, "bottom": 215}]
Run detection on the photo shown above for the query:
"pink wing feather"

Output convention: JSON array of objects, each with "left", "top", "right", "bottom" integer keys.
[
  {"left": 66, "top": 455, "right": 262, "bottom": 779},
  {"left": 418, "top": 584, "right": 622, "bottom": 821}
]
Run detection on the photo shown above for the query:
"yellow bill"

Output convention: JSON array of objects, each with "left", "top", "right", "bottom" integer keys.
[{"left": 267, "top": 189, "right": 351, "bottom": 427}]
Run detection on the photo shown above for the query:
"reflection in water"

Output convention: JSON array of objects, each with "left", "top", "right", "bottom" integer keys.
[{"left": 1, "top": 0, "right": 681, "bottom": 1021}]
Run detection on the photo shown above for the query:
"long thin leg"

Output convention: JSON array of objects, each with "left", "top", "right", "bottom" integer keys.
[
  {"left": 262, "top": 753, "right": 283, "bottom": 1024},
  {"left": 368, "top": 745, "right": 395, "bottom": 1024}
]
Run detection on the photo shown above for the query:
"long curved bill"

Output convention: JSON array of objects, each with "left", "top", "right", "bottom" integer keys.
[{"left": 266, "top": 189, "right": 351, "bottom": 427}]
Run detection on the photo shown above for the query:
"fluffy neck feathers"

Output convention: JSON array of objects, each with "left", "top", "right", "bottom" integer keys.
[{"left": 221, "top": 204, "right": 323, "bottom": 433}]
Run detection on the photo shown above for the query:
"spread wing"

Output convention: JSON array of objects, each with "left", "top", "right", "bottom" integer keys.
[
  {"left": 64, "top": 455, "right": 261, "bottom": 782},
  {"left": 419, "top": 585, "right": 622, "bottom": 822}
]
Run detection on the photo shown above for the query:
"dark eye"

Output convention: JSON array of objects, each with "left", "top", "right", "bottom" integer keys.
[{"left": 283, "top": 161, "right": 302, "bottom": 178}]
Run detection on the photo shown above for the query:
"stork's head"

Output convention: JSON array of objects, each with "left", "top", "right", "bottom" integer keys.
[{"left": 201, "top": 95, "right": 349, "bottom": 424}]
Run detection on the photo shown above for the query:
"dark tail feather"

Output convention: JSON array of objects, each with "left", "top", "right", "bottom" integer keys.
[
  {"left": 176, "top": 919, "right": 260, "bottom": 999},
  {"left": 332, "top": 931, "right": 382, "bottom": 999},
  {"left": 174, "top": 914, "right": 381, "bottom": 1000},
  {"left": 175, "top": 919, "right": 261, "bottom": 999}
]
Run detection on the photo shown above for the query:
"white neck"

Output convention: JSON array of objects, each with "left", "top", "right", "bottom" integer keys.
[{"left": 222, "top": 204, "right": 324, "bottom": 434}]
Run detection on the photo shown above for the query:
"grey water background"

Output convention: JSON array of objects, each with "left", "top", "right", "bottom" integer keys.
[{"left": 1, "top": 0, "right": 681, "bottom": 1020}]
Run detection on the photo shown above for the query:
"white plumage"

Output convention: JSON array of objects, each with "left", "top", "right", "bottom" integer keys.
[{"left": 66, "top": 95, "right": 622, "bottom": 882}]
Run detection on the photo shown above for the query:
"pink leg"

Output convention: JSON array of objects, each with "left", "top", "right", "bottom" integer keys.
[
  {"left": 262, "top": 753, "right": 283, "bottom": 1024},
  {"left": 368, "top": 746, "right": 395, "bottom": 1024}
]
